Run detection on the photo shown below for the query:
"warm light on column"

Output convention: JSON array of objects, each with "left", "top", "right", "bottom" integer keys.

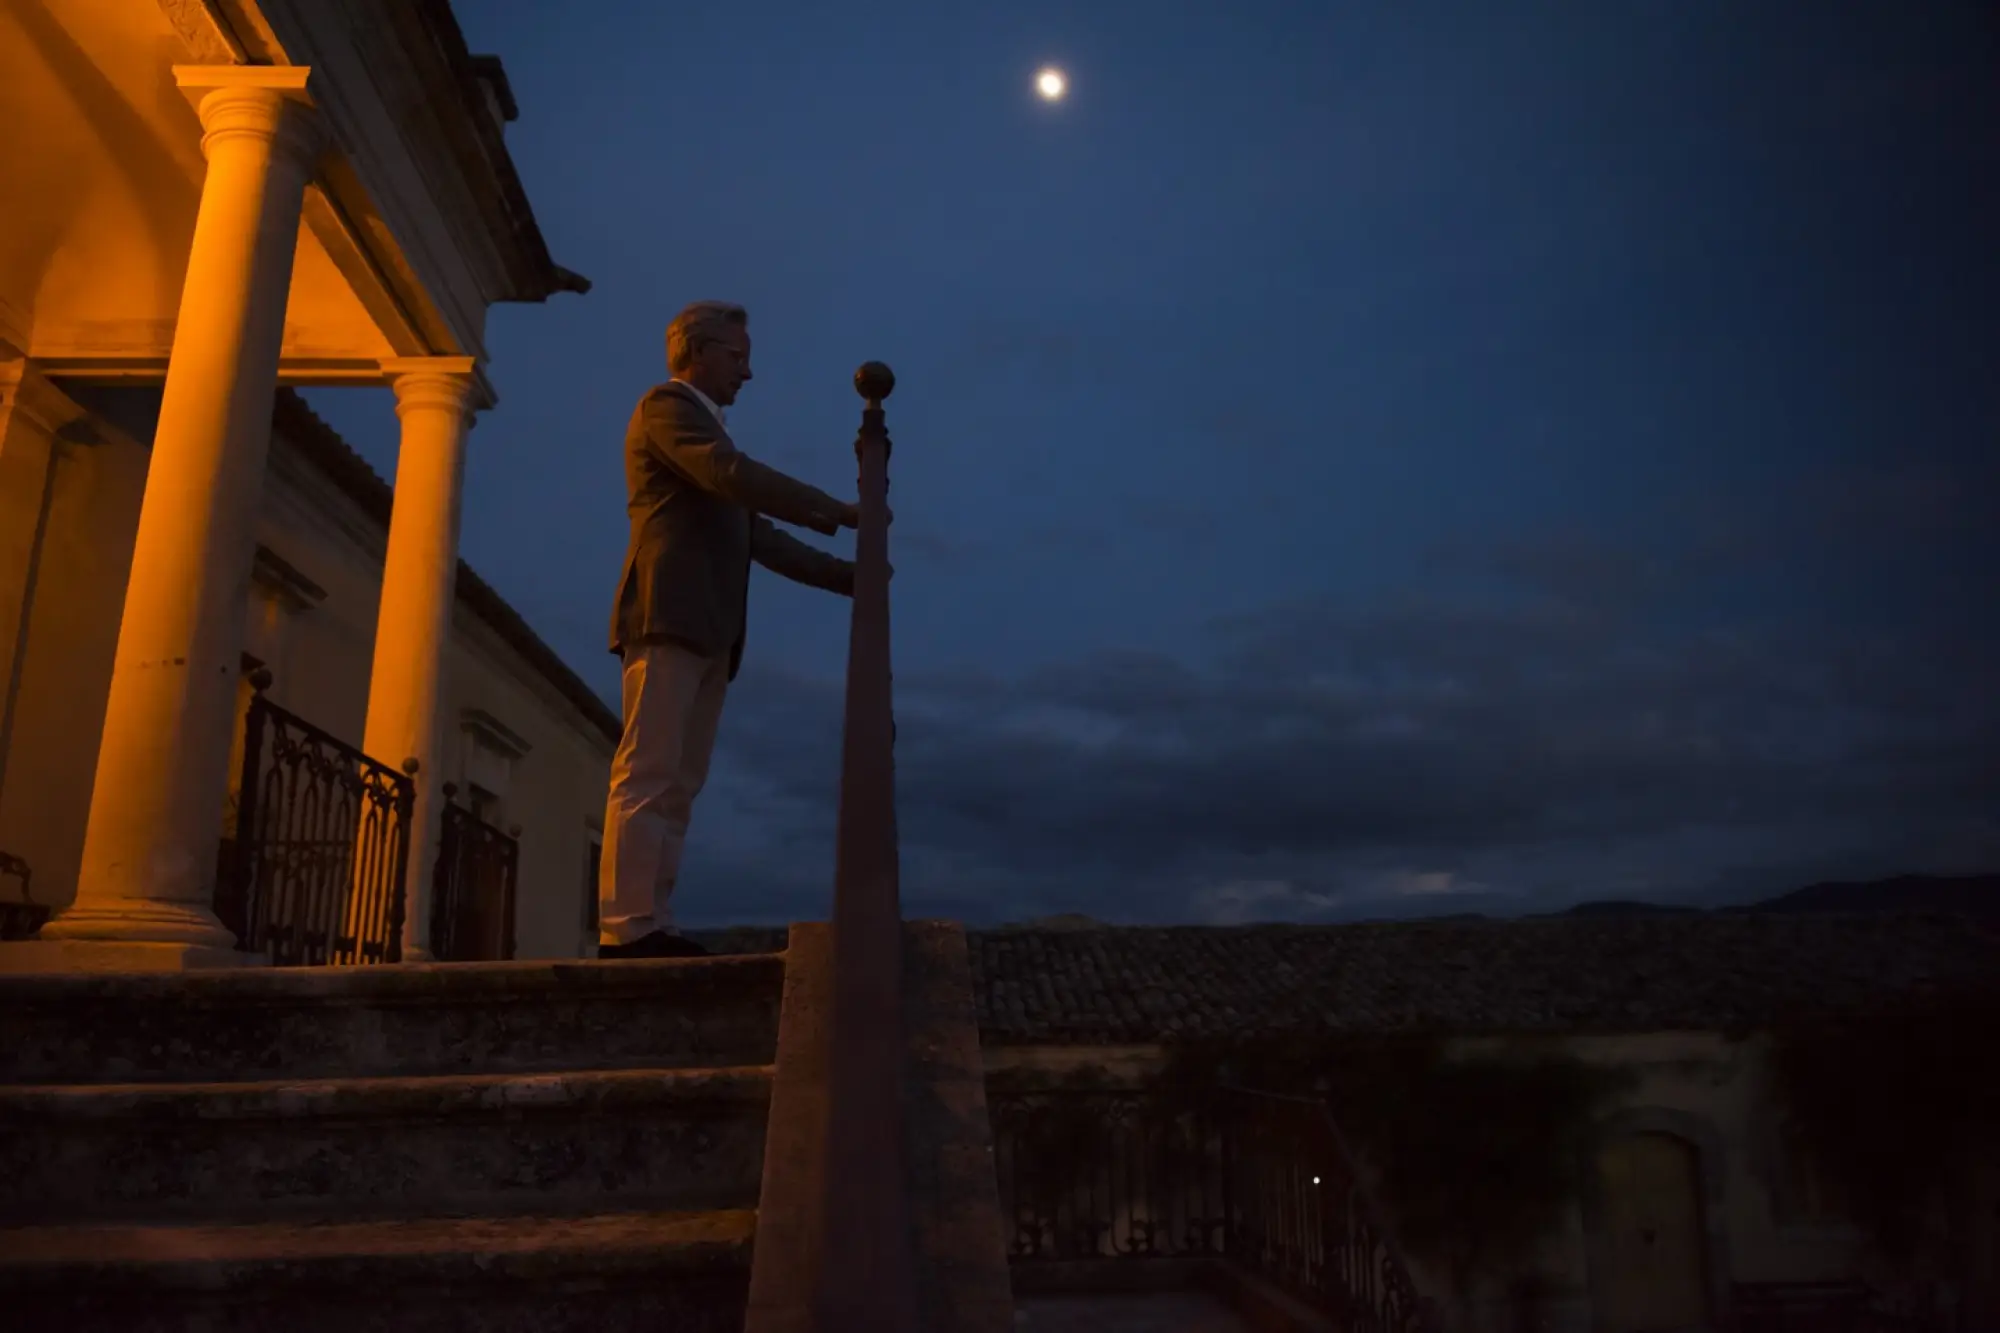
[
  {"left": 45, "top": 68, "right": 321, "bottom": 954},
  {"left": 360, "top": 357, "right": 480, "bottom": 962}
]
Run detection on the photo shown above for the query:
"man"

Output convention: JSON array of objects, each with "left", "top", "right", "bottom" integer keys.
[{"left": 600, "top": 301, "right": 857, "bottom": 959}]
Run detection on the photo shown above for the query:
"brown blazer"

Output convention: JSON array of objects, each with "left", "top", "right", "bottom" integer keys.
[{"left": 609, "top": 382, "right": 854, "bottom": 678}]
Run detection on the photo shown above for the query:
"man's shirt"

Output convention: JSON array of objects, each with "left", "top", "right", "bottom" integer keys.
[{"left": 669, "top": 377, "right": 725, "bottom": 427}]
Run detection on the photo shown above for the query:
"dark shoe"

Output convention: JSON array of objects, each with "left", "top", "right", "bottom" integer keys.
[
  {"left": 599, "top": 930, "right": 709, "bottom": 960},
  {"left": 599, "top": 931, "right": 672, "bottom": 959}
]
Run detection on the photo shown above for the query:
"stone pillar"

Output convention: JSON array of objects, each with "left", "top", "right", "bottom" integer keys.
[
  {"left": 808, "top": 362, "right": 921, "bottom": 1331},
  {"left": 36, "top": 68, "right": 320, "bottom": 965},
  {"left": 360, "top": 357, "right": 479, "bottom": 962}
]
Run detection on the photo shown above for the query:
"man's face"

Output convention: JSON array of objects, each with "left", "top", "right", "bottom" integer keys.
[{"left": 701, "top": 330, "right": 754, "bottom": 406}]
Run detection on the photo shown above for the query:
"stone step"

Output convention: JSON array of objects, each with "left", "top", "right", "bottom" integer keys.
[
  {"left": 0, "top": 953, "right": 786, "bottom": 1085},
  {"left": 0, "top": 1065, "right": 772, "bottom": 1226},
  {"left": 0, "top": 1207, "right": 755, "bottom": 1333}
]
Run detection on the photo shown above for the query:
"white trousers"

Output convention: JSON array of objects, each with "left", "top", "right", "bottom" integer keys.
[{"left": 598, "top": 641, "right": 730, "bottom": 945}]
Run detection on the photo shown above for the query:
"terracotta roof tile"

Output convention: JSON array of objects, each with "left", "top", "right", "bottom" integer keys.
[
  {"left": 690, "top": 914, "right": 1998, "bottom": 1041},
  {"left": 965, "top": 913, "right": 2000, "bottom": 1043}
]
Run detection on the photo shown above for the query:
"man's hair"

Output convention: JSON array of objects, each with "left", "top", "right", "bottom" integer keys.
[{"left": 666, "top": 301, "right": 748, "bottom": 375}]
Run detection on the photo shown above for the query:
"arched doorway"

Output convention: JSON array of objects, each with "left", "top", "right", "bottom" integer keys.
[{"left": 1590, "top": 1130, "right": 1710, "bottom": 1332}]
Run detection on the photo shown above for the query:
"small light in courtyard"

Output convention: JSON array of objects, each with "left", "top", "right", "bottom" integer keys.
[
  {"left": 1036, "top": 67, "right": 1068, "bottom": 101},
  {"left": 1312, "top": 1176, "right": 1321, "bottom": 1185}
]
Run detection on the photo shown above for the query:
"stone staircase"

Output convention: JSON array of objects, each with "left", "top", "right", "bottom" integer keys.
[{"left": 0, "top": 950, "right": 786, "bottom": 1332}]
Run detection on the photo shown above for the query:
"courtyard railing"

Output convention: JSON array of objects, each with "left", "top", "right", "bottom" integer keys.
[
  {"left": 0, "top": 851, "right": 44, "bottom": 940},
  {"left": 989, "top": 1084, "right": 1440, "bottom": 1332},
  {"left": 214, "top": 669, "right": 414, "bottom": 966},
  {"left": 1229, "top": 1087, "right": 1436, "bottom": 1333},
  {"left": 429, "top": 785, "right": 519, "bottom": 962}
]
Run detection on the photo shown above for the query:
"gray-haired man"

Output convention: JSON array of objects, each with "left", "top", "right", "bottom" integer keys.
[{"left": 600, "top": 301, "right": 857, "bottom": 959}]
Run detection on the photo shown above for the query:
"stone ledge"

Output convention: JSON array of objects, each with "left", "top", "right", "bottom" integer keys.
[
  {"left": 0, "top": 949, "right": 785, "bottom": 1000},
  {"left": 0, "top": 1063, "right": 775, "bottom": 1121},
  {"left": 0, "top": 1206, "right": 755, "bottom": 1288},
  {"left": 0, "top": 940, "right": 258, "bottom": 975}
]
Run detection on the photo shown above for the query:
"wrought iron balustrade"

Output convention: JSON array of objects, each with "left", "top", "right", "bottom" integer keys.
[
  {"left": 0, "top": 851, "right": 45, "bottom": 940},
  {"left": 215, "top": 672, "right": 413, "bottom": 966},
  {"left": 988, "top": 1084, "right": 1440, "bottom": 1332},
  {"left": 429, "top": 785, "right": 519, "bottom": 962},
  {"left": 1228, "top": 1086, "right": 1436, "bottom": 1333},
  {"left": 991, "top": 1086, "right": 1232, "bottom": 1262}
]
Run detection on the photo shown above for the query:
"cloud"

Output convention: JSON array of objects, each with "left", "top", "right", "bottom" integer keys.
[
  {"left": 671, "top": 515, "right": 2000, "bottom": 928},
  {"left": 1192, "top": 880, "right": 1337, "bottom": 926}
]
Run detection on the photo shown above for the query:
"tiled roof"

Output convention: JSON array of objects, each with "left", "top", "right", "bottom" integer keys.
[
  {"left": 688, "top": 913, "right": 2000, "bottom": 1043},
  {"left": 964, "top": 913, "right": 2000, "bottom": 1044},
  {"left": 410, "top": 1, "right": 590, "bottom": 299}
]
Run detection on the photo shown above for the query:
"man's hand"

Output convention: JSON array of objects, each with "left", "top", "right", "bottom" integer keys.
[
  {"left": 808, "top": 502, "right": 890, "bottom": 535},
  {"left": 833, "top": 502, "right": 892, "bottom": 530}
]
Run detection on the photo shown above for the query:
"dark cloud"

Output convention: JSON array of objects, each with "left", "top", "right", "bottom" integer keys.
[{"left": 674, "top": 511, "right": 2000, "bottom": 928}]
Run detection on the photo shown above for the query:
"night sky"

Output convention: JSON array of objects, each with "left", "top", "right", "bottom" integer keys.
[{"left": 307, "top": 1, "right": 2000, "bottom": 928}]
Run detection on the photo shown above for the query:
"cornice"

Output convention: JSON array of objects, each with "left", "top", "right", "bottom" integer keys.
[
  {"left": 155, "top": 1, "right": 488, "bottom": 364},
  {"left": 152, "top": 0, "right": 248, "bottom": 63}
]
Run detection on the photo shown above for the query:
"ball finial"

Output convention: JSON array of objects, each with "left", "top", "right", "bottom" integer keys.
[{"left": 854, "top": 362, "right": 896, "bottom": 404}]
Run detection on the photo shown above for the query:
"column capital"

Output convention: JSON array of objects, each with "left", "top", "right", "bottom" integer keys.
[
  {"left": 381, "top": 356, "right": 490, "bottom": 417},
  {"left": 174, "top": 65, "right": 322, "bottom": 167}
]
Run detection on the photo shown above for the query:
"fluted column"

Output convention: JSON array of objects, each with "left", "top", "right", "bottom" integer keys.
[
  {"left": 41, "top": 68, "right": 320, "bottom": 959},
  {"left": 361, "top": 357, "right": 479, "bottom": 962}
]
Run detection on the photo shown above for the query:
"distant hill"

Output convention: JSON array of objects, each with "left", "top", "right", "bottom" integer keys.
[
  {"left": 1548, "top": 900, "right": 1705, "bottom": 918},
  {"left": 989, "top": 913, "right": 1107, "bottom": 932},
  {"left": 735, "top": 874, "right": 1999, "bottom": 943},
  {"left": 1734, "top": 873, "right": 2000, "bottom": 921},
  {"left": 1543, "top": 873, "right": 2000, "bottom": 923}
]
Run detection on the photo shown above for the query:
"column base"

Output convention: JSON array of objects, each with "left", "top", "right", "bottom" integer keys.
[
  {"left": 37, "top": 897, "right": 239, "bottom": 950},
  {"left": 0, "top": 938, "right": 263, "bottom": 974}
]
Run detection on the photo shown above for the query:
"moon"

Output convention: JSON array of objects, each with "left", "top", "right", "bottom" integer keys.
[{"left": 1035, "top": 67, "right": 1067, "bottom": 101}]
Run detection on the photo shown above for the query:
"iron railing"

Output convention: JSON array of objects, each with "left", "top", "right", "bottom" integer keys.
[
  {"left": 991, "top": 1086, "right": 1232, "bottom": 1262},
  {"left": 215, "top": 671, "right": 414, "bottom": 965},
  {"left": 989, "top": 1084, "right": 1440, "bottom": 1332},
  {"left": 0, "top": 851, "right": 44, "bottom": 940},
  {"left": 1229, "top": 1087, "right": 1436, "bottom": 1333},
  {"left": 429, "top": 785, "right": 519, "bottom": 962}
]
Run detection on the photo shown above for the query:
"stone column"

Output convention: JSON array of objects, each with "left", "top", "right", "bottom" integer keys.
[
  {"left": 37, "top": 68, "right": 320, "bottom": 965},
  {"left": 360, "top": 357, "right": 479, "bottom": 962}
]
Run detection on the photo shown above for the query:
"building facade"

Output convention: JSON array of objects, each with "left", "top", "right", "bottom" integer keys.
[
  {"left": 1, "top": 381, "right": 613, "bottom": 961},
  {"left": 0, "top": 0, "right": 597, "bottom": 968},
  {"left": 962, "top": 915, "right": 2000, "bottom": 1333}
]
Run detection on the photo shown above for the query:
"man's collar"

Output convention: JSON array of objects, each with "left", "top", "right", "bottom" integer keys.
[{"left": 668, "top": 377, "right": 726, "bottom": 426}]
